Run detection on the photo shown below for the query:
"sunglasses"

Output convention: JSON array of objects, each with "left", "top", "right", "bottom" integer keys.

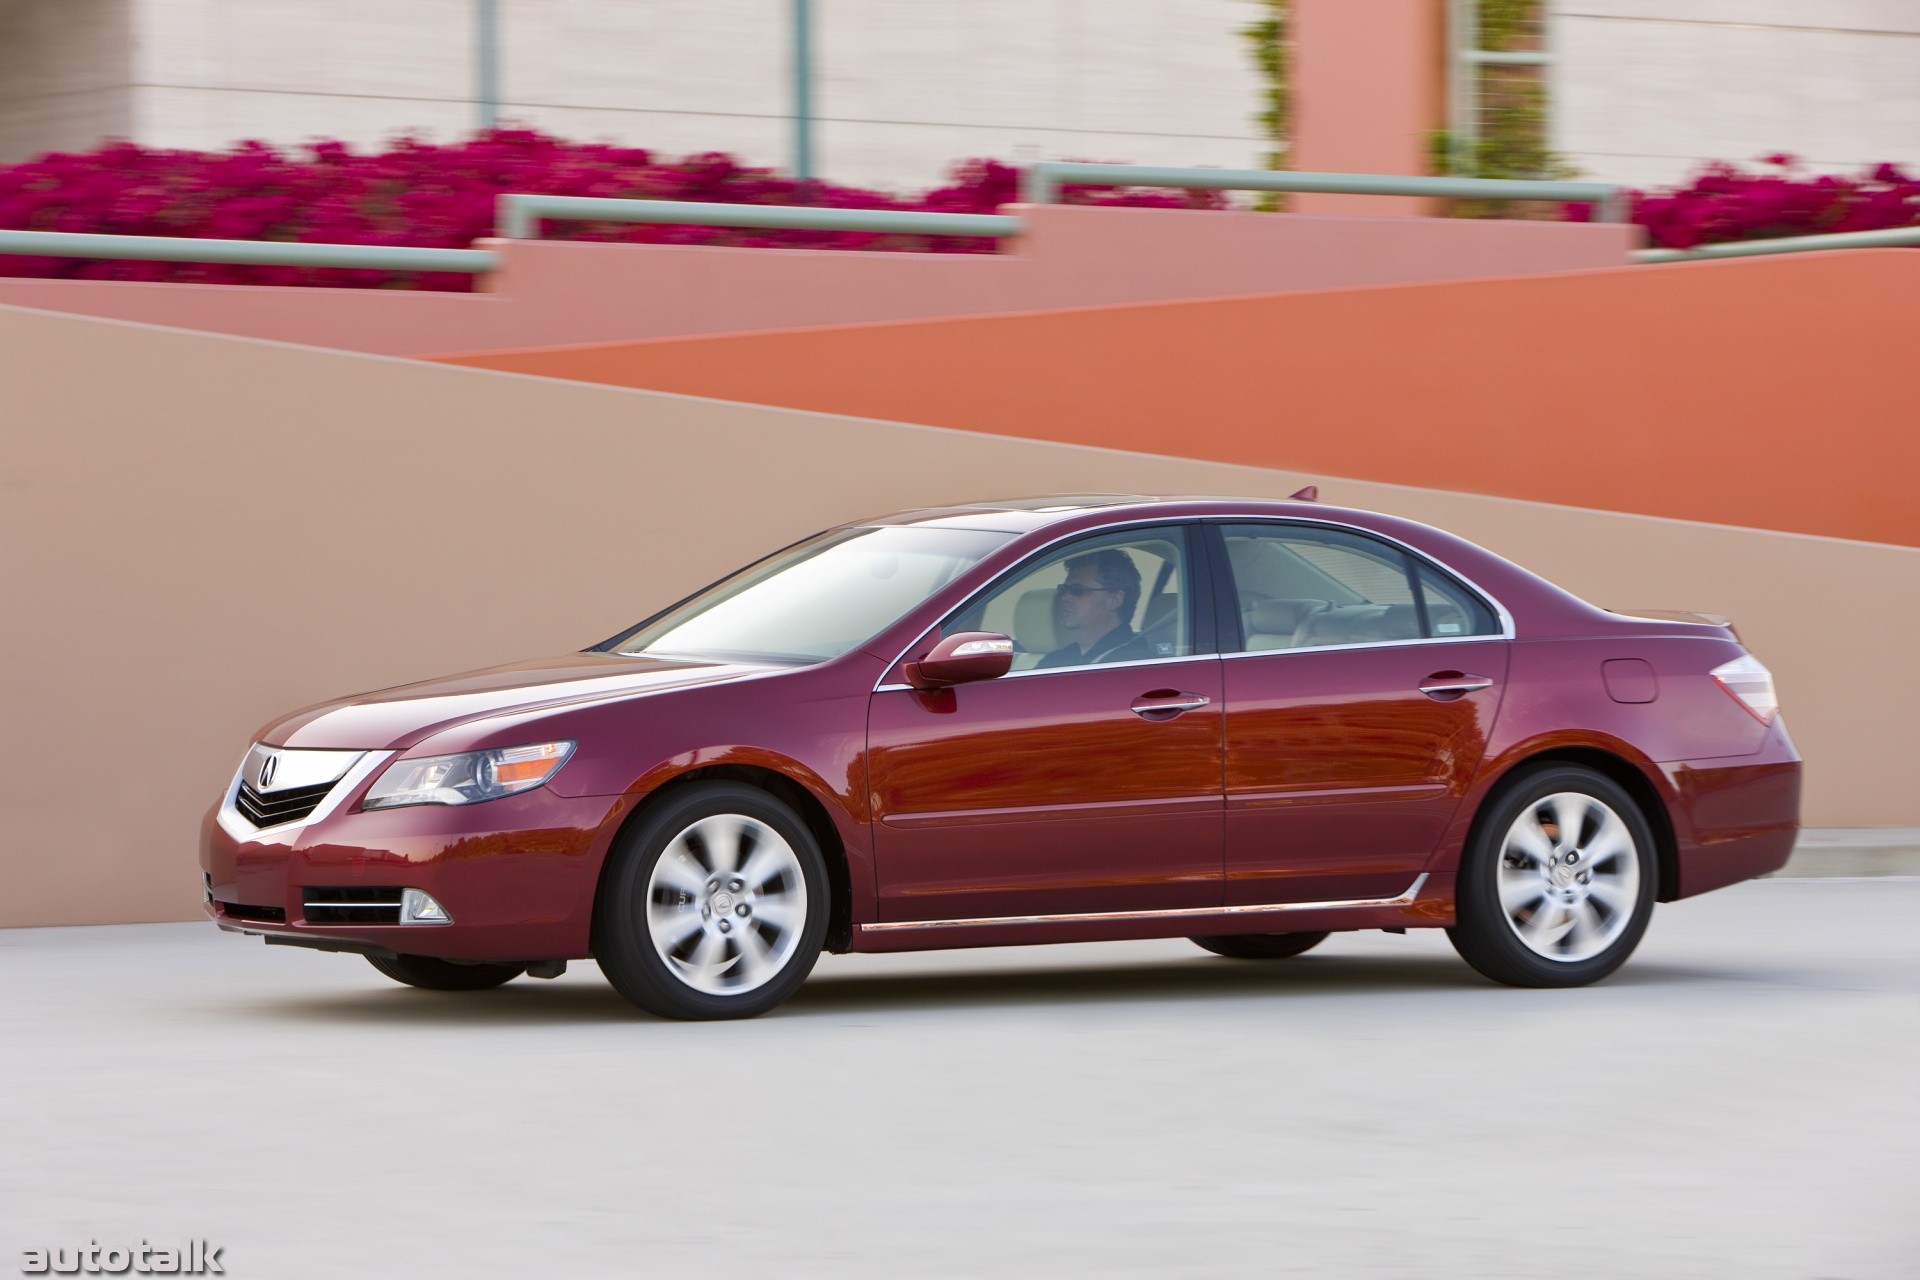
[{"left": 1055, "top": 582, "right": 1116, "bottom": 598}]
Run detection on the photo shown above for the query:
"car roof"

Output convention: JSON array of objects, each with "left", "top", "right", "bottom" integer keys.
[
  {"left": 853, "top": 494, "right": 1329, "bottom": 534},
  {"left": 848, "top": 495, "right": 1695, "bottom": 641}
]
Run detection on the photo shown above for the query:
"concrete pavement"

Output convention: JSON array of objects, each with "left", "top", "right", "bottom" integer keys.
[{"left": 2, "top": 879, "right": 1916, "bottom": 1279}]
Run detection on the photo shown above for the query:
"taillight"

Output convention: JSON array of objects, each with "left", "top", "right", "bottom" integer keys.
[{"left": 1711, "top": 654, "right": 1778, "bottom": 722}]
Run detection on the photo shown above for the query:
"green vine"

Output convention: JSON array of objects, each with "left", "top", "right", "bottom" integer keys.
[
  {"left": 1477, "top": 0, "right": 1534, "bottom": 53},
  {"left": 1239, "top": 0, "right": 1288, "bottom": 209},
  {"left": 1431, "top": 0, "right": 1575, "bottom": 215}
]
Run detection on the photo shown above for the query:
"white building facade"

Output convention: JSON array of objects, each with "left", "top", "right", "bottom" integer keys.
[
  {"left": 0, "top": 0, "right": 1269, "bottom": 192},
  {"left": 1, "top": 0, "right": 1916, "bottom": 192},
  {"left": 1551, "top": 1, "right": 1920, "bottom": 186}
]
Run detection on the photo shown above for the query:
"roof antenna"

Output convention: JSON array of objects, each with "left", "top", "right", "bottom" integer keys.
[{"left": 1288, "top": 485, "right": 1318, "bottom": 502}]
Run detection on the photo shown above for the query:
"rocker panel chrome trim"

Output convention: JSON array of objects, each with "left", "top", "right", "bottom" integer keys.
[{"left": 860, "top": 874, "right": 1429, "bottom": 933}]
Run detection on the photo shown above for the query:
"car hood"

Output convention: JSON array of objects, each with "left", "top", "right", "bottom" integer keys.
[{"left": 260, "top": 651, "right": 780, "bottom": 751}]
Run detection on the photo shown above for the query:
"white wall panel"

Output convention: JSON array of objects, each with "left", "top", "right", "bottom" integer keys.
[
  {"left": 1554, "top": 2, "right": 1920, "bottom": 187},
  {"left": 25, "top": 2, "right": 1915, "bottom": 198},
  {"left": 101, "top": 0, "right": 1262, "bottom": 189}
]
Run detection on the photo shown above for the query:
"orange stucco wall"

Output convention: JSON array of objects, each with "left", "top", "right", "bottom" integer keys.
[
  {"left": 0, "top": 206, "right": 1630, "bottom": 355},
  {"left": 434, "top": 250, "right": 1920, "bottom": 548},
  {"left": 1290, "top": 0, "right": 1445, "bottom": 215}
]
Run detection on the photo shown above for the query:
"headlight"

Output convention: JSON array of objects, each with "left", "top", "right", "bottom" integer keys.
[{"left": 362, "top": 741, "right": 575, "bottom": 810}]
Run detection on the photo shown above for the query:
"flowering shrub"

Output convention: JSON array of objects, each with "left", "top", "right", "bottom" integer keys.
[
  {"left": 1568, "top": 154, "right": 1920, "bottom": 250},
  {"left": 0, "top": 129, "right": 1221, "bottom": 291}
]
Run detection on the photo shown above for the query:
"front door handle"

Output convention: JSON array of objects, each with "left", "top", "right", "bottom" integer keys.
[
  {"left": 1131, "top": 690, "right": 1211, "bottom": 719},
  {"left": 1419, "top": 672, "right": 1493, "bottom": 701}
]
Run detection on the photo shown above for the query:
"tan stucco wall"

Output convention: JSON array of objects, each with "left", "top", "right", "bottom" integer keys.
[{"left": 4, "top": 303, "right": 1913, "bottom": 927}]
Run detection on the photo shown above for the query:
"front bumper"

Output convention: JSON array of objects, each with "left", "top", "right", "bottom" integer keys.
[{"left": 200, "top": 782, "right": 630, "bottom": 962}]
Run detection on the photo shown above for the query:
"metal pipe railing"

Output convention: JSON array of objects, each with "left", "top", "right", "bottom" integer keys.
[
  {"left": 1018, "top": 162, "right": 1629, "bottom": 222},
  {"left": 1634, "top": 225, "right": 1920, "bottom": 263},
  {"left": 0, "top": 230, "right": 496, "bottom": 273},
  {"left": 5, "top": 189, "right": 1911, "bottom": 279},
  {"left": 496, "top": 194, "right": 1023, "bottom": 241}
]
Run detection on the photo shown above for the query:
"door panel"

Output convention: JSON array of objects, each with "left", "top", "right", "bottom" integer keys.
[
  {"left": 1223, "top": 641, "right": 1507, "bottom": 904},
  {"left": 869, "top": 659, "right": 1225, "bottom": 922}
]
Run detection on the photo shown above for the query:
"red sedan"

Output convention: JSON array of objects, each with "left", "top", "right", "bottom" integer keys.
[{"left": 202, "top": 496, "right": 1800, "bottom": 1019}]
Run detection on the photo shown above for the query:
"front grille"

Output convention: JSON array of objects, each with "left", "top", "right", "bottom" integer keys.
[
  {"left": 218, "top": 901, "right": 287, "bottom": 924},
  {"left": 303, "top": 886, "right": 404, "bottom": 925},
  {"left": 234, "top": 779, "right": 336, "bottom": 828}
]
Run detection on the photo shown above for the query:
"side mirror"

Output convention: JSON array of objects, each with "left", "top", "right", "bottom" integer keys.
[{"left": 902, "top": 632, "right": 1014, "bottom": 690}]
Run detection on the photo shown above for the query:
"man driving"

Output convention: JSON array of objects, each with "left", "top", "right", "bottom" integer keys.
[{"left": 1036, "top": 548, "right": 1154, "bottom": 668}]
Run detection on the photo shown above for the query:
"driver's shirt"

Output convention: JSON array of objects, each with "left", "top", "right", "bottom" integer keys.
[{"left": 1036, "top": 624, "right": 1154, "bottom": 669}]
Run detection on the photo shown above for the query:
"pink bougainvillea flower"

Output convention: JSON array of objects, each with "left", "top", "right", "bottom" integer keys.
[{"left": 7, "top": 131, "right": 1913, "bottom": 288}]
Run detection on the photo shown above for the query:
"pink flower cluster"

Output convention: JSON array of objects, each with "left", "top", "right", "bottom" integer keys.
[
  {"left": 1572, "top": 154, "right": 1920, "bottom": 249},
  {"left": 0, "top": 129, "right": 1220, "bottom": 291}
]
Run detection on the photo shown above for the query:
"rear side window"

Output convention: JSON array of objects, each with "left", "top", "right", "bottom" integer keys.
[
  {"left": 1221, "top": 524, "right": 1500, "bottom": 651},
  {"left": 1417, "top": 562, "right": 1501, "bottom": 638}
]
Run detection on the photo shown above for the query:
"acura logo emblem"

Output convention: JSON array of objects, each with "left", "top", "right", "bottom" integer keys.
[{"left": 258, "top": 754, "right": 278, "bottom": 789}]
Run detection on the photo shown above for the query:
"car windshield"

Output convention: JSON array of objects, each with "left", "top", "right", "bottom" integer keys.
[{"left": 607, "top": 525, "right": 1015, "bottom": 665}]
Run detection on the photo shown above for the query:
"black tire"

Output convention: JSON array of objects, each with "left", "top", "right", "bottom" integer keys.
[
  {"left": 594, "top": 782, "right": 830, "bottom": 1020},
  {"left": 366, "top": 953, "right": 524, "bottom": 991},
  {"left": 1447, "top": 764, "right": 1657, "bottom": 988},
  {"left": 1190, "top": 931, "right": 1330, "bottom": 960}
]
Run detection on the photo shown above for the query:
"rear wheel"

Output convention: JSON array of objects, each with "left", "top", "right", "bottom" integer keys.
[
  {"left": 1190, "top": 931, "right": 1329, "bottom": 960},
  {"left": 366, "top": 953, "right": 524, "bottom": 991},
  {"left": 1448, "top": 765, "right": 1657, "bottom": 987},
  {"left": 594, "top": 783, "right": 829, "bottom": 1020}
]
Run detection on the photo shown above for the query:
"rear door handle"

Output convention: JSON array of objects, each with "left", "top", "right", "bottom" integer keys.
[
  {"left": 1131, "top": 691, "right": 1211, "bottom": 719},
  {"left": 1418, "top": 672, "right": 1493, "bottom": 701}
]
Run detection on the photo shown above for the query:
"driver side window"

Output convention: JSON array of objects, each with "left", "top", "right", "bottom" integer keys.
[{"left": 943, "top": 527, "right": 1195, "bottom": 670}]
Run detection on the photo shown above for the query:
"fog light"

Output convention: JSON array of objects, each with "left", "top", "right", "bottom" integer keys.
[{"left": 401, "top": 889, "right": 453, "bottom": 924}]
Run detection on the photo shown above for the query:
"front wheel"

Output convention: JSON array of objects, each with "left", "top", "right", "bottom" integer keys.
[
  {"left": 1190, "top": 931, "right": 1329, "bottom": 960},
  {"left": 1448, "top": 765, "right": 1657, "bottom": 987},
  {"left": 366, "top": 953, "right": 524, "bottom": 991},
  {"left": 594, "top": 783, "right": 830, "bottom": 1020}
]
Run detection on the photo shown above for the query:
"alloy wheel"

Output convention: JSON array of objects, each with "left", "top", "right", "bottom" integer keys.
[
  {"left": 644, "top": 813, "right": 809, "bottom": 996},
  {"left": 1495, "top": 791, "right": 1642, "bottom": 963}
]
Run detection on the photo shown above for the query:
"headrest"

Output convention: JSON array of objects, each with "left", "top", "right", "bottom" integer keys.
[
  {"left": 1294, "top": 603, "right": 1420, "bottom": 647},
  {"left": 1246, "top": 599, "right": 1324, "bottom": 635},
  {"left": 1013, "top": 587, "right": 1057, "bottom": 654}
]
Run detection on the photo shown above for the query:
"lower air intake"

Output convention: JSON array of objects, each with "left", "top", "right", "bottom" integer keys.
[{"left": 303, "top": 886, "right": 404, "bottom": 925}]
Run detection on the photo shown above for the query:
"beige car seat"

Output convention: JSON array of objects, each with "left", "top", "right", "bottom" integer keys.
[
  {"left": 1292, "top": 603, "right": 1421, "bottom": 648},
  {"left": 1242, "top": 599, "right": 1330, "bottom": 650},
  {"left": 1011, "top": 587, "right": 1059, "bottom": 668},
  {"left": 1139, "top": 592, "right": 1182, "bottom": 656}
]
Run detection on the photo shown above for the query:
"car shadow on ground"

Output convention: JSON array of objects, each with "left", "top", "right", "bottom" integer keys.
[
  {"left": 239, "top": 953, "right": 1727, "bottom": 1026},
  {"left": 786, "top": 954, "right": 1721, "bottom": 1014}
]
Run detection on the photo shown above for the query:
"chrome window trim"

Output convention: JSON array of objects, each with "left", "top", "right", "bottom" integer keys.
[
  {"left": 872, "top": 512, "right": 1516, "bottom": 693},
  {"left": 217, "top": 749, "right": 395, "bottom": 842},
  {"left": 1210, "top": 518, "right": 1515, "bottom": 652},
  {"left": 860, "top": 873, "right": 1427, "bottom": 933},
  {"left": 1219, "top": 633, "right": 1508, "bottom": 662}
]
